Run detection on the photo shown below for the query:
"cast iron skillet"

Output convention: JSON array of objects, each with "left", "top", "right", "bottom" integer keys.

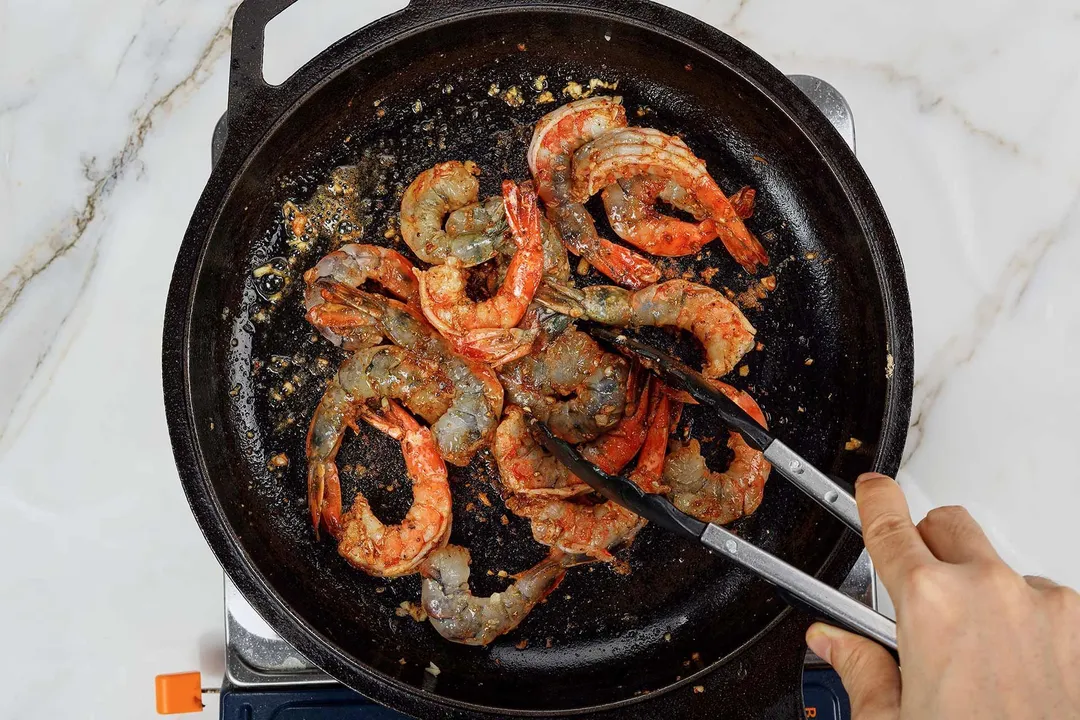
[{"left": 162, "top": 0, "right": 914, "bottom": 717}]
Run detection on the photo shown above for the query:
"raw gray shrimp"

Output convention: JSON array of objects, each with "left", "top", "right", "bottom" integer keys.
[
  {"left": 663, "top": 381, "right": 771, "bottom": 524},
  {"left": 420, "top": 544, "right": 587, "bottom": 645},
  {"left": 306, "top": 346, "right": 455, "bottom": 537},
  {"left": 536, "top": 279, "right": 756, "bottom": 379},
  {"left": 315, "top": 282, "right": 504, "bottom": 466},
  {"left": 400, "top": 161, "right": 509, "bottom": 266},
  {"left": 526, "top": 96, "right": 660, "bottom": 288},
  {"left": 571, "top": 127, "right": 769, "bottom": 272},
  {"left": 497, "top": 328, "right": 629, "bottom": 443},
  {"left": 303, "top": 244, "right": 419, "bottom": 349}
]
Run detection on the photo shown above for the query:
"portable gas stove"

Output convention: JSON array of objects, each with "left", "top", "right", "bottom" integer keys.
[{"left": 201, "top": 75, "right": 874, "bottom": 720}]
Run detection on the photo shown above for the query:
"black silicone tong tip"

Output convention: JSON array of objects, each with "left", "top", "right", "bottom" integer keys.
[
  {"left": 586, "top": 325, "right": 774, "bottom": 452},
  {"left": 528, "top": 416, "right": 706, "bottom": 543}
]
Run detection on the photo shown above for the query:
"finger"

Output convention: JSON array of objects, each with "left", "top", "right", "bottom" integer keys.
[
  {"left": 806, "top": 622, "right": 901, "bottom": 720},
  {"left": 1025, "top": 574, "right": 1060, "bottom": 591},
  {"left": 916, "top": 505, "right": 1001, "bottom": 565},
  {"left": 856, "top": 473, "right": 936, "bottom": 590}
]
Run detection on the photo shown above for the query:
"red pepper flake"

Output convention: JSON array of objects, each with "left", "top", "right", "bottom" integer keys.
[
  {"left": 693, "top": 685, "right": 705, "bottom": 694},
  {"left": 515, "top": 639, "right": 528, "bottom": 650}
]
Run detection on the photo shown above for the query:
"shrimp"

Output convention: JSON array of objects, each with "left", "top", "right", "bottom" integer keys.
[
  {"left": 335, "top": 402, "right": 452, "bottom": 577},
  {"left": 601, "top": 177, "right": 718, "bottom": 256},
  {"left": 303, "top": 244, "right": 419, "bottom": 349},
  {"left": 571, "top": 127, "right": 770, "bottom": 273},
  {"left": 663, "top": 381, "right": 771, "bottom": 524},
  {"left": 527, "top": 97, "right": 660, "bottom": 289},
  {"left": 316, "top": 282, "right": 504, "bottom": 466},
  {"left": 416, "top": 180, "right": 545, "bottom": 366},
  {"left": 536, "top": 279, "right": 756, "bottom": 379},
  {"left": 492, "top": 374, "right": 648, "bottom": 499},
  {"left": 505, "top": 493, "right": 646, "bottom": 563},
  {"left": 485, "top": 183, "right": 571, "bottom": 286},
  {"left": 497, "top": 327, "right": 629, "bottom": 443},
  {"left": 493, "top": 405, "right": 590, "bottom": 498},
  {"left": 306, "top": 346, "right": 456, "bottom": 536},
  {"left": 600, "top": 179, "right": 758, "bottom": 257},
  {"left": 420, "top": 545, "right": 585, "bottom": 646},
  {"left": 400, "top": 161, "right": 508, "bottom": 266}
]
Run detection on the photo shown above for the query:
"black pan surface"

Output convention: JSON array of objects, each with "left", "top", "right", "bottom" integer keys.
[{"left": 163, "top": 1, "right": 912, "bottom": 717}]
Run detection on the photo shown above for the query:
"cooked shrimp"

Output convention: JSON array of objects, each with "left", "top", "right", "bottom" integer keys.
[
  {"left": 497, "top": 328, "right": 629, "bottom": 443},
  {"left": 571, "top": 127, "right": 769, "bottom": 272},
  {"left": 493, "top": 405, "right": 590, "bottom": 498},
  {"left": 601, "top": 178, "right": 756, "bottom": 256},
  {"left": 303, "top": 244, "right": 419, "bottom": 349},
  {"left": 416, "top": 180, "right": 545, "bottom": 366},
  {"left": 492, "top": 375, "right": 648, "bottom": 499},
  {"left": 306, "top": 346, "right": 455, "bottom": 536},
  {"left": 400, "top": 161, "right": 508, "bottom": 266},
  {"left": 505, "top": 494, "right": 646, "bottom": 563},
  {"left": 601, "top": 177, "right": 718, "bottom": 256},
  {"left": 527, "top": 97, "right": 660, "bottom": 289},
  {"left": 536, "top": 279, "right": 756, "bottom": 378},
  {"left": 316, "top": 282, "right": 504, "bottom": 465},
  {"left": 336, "top": 402, "right": 452, "bottom": 577},
  {"left": 420, "top": 545, "right": 584, "bottom": 646},
  {"left": 663, "top": 381, "right": 771, "bottom": 524}
]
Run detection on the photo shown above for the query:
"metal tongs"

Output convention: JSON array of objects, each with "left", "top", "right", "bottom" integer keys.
[{"left": 529, "top": 326, "right": 898, "bottom": 653}]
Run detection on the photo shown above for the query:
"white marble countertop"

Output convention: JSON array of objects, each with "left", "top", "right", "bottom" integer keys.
[{"left": 2, "top": 0, "right": 1078, "bottom": 717}]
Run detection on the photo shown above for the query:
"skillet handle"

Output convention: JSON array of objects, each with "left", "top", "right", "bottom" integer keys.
[
  {"left": 227, "top": 0, "right": 433, "bottom": 136},
  {"left": 227, "top": 0, "right": 300, "bottom": 125}
]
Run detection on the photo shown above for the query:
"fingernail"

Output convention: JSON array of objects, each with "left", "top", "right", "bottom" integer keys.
[
  {"left": 855, "top": 472, "right": 889, "bottom": 486},
  {"left": 805, "top": 623, "right": 839, "bottom": 664}
]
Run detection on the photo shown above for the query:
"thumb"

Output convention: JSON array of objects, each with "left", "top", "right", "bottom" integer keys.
[{"left": 806, "top": 623, "right": 901, "bottom": 720}]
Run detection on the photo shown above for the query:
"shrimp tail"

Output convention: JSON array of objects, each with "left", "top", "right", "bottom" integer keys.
[
  {"left": 533, "top": 280, "right": 588, "bottom": 319},
  {"left": 307, "top": 461, "right": 342, "bottom": 540}
]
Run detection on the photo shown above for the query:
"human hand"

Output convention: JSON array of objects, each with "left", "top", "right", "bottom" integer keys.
[{"left": 805, "top": 473, "right": 1080, "bottom": 719}]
